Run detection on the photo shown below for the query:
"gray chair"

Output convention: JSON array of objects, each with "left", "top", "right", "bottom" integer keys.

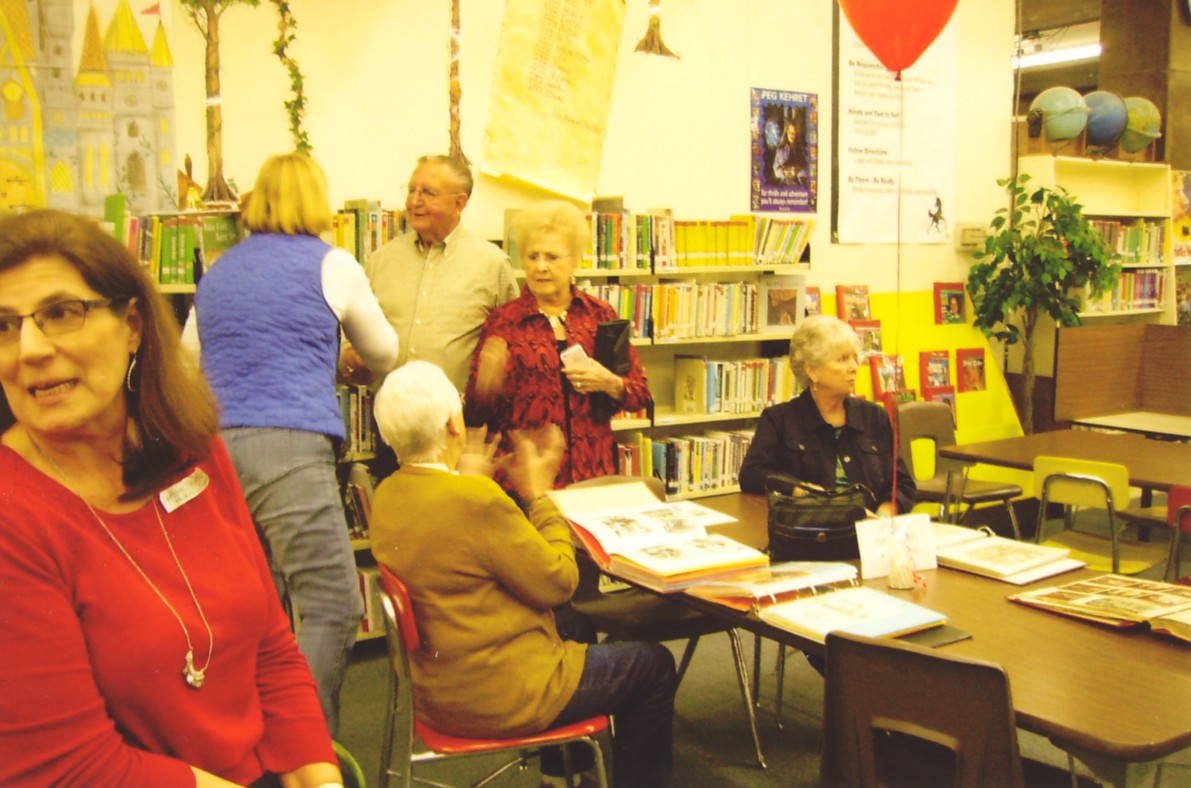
[
  {"left": 567, "top": 475, "right": 767, "bottom": 769},
  {"left": 897, "top": 400, "right": 1022, "bottom": 539}
]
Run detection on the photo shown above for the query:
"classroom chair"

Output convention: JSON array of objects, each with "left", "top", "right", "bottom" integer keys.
[
  {"left": 566, "top": 475, "right": 767, "bottom": 769},
  {"left": 820, "top": 630, "right": 1024, "bottom": 788},
  {"left": 897, "top": 400, "right": 1022, "bottom": 539},
  {"left": 333, "top": 741, "right": 367, "bottom": 788},
  {"left": 1033, "top": 456, "right": 1174, "bottom": 576},
  {"left": 374, "top": 565, "right": 610, "bottom": 788}
]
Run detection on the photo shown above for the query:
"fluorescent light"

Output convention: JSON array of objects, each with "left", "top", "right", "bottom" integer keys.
[{"left": 1014, "top": 43, "right": 1101, "bottom": 70}]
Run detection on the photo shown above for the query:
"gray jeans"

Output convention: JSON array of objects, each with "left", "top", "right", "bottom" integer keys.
[{"left": 222, "top": 427, "right": 363, "bottom": 737}]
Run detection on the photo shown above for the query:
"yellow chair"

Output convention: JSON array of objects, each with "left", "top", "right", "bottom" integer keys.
[{"left": 1033, "top": 455, "right": 1172, "bottom": 575}]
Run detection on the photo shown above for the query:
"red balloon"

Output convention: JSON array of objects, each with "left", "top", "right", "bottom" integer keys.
[{"left": 839, "top": 0, "right": 959, "bottom": 75}]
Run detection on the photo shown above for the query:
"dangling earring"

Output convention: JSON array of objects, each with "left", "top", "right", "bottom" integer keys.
[
  {"left": 810, "top": 379, "right": 818, "bottom": 395},
  {"left": 125, "top": 352, "right": 140, "bottom": 394}
]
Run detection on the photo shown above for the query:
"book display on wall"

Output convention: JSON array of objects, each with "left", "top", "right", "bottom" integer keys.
[
  {"left": 617, "top": 429, "right": 754, "bottom": 497},
  {"left": 918, "top": 350, "right": 950, "bottom": 391},
  {"left": 933, "top": 282, "right": 966, "bottom": 324},
  {"left": 758, "top": 274, "right": 806, "bottom": 330},
  {"left": 1176, "top": 265, "right": 1191, "bottom": 325},
  {"left": 804, "top": 286, "right": 822, "bottom": 316},
  {"left": 106, "top": 207, "right": 242, "bottom": 289},
  {"left": 836, "top": 284, "right": 871, "bottom": 320},
  {"left": 881, "top": 389, "right": 916, "bottom": 420},
  {"left": 924, "top": 385, "right": 957, "bottom": 425},
  {"left": 869, "top": 354, "right": 905, "bottom": 398},
  {"left": 672, "top": 355, "right": 794, "bottom": 417},
  {"left": 1010, "top": 574, "right": 1191, "bottom": 644},
  {"left": 956, "top": 348, "right": 986, "bottom": 392},
  {"left": 850, "top": 319, "right": 882, "bottom": 361}
]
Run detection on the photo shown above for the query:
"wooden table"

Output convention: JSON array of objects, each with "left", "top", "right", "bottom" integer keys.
[
  {"left": 690, "top": 493, "right": 1191, "bottom": 786},
  {"left": 937, "top": 429, "right": 1191, "bottom": 493}
]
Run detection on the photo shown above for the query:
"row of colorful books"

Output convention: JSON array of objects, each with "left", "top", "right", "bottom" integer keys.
[
  {"left": 1082, "top": 267, "right": 1166, "bottom": 312},
  {"left": 330, "top": 199, "right": 407, "bottom": 264},
  {"left": 337, "top": 385, "right": 378, "bottom": 456},
  {"left": 507, "top": 208, "right": 812, "bottom": 272},
  {"left": 1090, "top": 218, "right": 1166, "bottom": 265},
  {"left": 102, "top": 196, "right": 241, "bottom": 286},
  {"left": 674, "top": 355, "right": 796, "bottom": 417},
  {"left": 616, "top": 430, "right": 754, "bottom": 497},
  {"left": 578, "top": 280, "right": 765, "bottom": 341},
  {"left": 356, "top": 566, "right": 384, "bottom": 637}
]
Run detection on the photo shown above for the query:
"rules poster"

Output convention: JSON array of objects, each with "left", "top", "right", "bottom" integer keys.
[
  {"left": 834, "top": 15, "right": 957, "bottom": 244},
  {"left": 481, "top": 0, "right": 625, "bottom": 200},
  {"left": 751, "top": 88, "right": 818, "bottom": 213}
]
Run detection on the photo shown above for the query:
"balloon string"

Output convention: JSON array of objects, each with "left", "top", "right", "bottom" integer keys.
[{"left": 890, "top": 77, "right": 905, "bottom": 515}]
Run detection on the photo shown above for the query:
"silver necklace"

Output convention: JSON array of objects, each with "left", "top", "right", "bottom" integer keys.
[{"left": 33, "top": 442, "right": 214, "bottom": 689}]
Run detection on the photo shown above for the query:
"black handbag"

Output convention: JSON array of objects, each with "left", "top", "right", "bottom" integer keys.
[{"left": 764, "top": 474, "right": 871, "bottom": 562}]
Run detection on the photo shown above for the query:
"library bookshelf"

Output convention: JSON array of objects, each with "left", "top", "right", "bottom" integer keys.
[{"left": 1012, "top": 155, "right": 1178, "bottom": 380}]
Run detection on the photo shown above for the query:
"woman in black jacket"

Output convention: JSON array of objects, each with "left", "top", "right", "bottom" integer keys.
[{"left": 739, "top": 315, "right": 915, "bottom": 515}]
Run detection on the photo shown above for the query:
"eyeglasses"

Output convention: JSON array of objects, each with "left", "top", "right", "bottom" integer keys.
[
  {"left": 0, "top": 298, "right": 121, "bottom": 346},
  {"left": 405, "top": 186, "right": 463, "bottom": 202}
]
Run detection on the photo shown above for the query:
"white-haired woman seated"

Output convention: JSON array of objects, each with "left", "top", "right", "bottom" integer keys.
[
  {"left": 739, "top": 315, "right": 915, "bottom": 515},
  {"left": 369, "top": 361, "right": 676, "bottom": 788}
]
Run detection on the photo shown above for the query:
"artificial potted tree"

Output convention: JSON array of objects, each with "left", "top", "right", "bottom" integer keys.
[{"left": 966, "top": 174, "right": 1120, "bottom": 433}]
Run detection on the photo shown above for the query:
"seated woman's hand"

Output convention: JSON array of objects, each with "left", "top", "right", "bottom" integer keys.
[
  {"left": 563, "top": 358, "right": 626, "bottom": 401},
  {"left": 456, "top": 426, "right": 500, "bottom": 478},
  {"left": 338, "top": 344, "right": 374, "bottom": 386},
  {"left": 500, "top": 425, "right": 564, "bottom": 504}
]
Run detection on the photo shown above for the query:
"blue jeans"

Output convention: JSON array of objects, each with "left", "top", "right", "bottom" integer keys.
[
  {"left": 222, "top": 427, "right": 363, "bottom": 737},
  {"left": 549, "top": 608, "right": 676, "bottom": 788}
]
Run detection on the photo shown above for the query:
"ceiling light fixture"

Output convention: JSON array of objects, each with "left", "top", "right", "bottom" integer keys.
[{"left": 1014, "top": 42, "right": 1101, "bottom": 70}]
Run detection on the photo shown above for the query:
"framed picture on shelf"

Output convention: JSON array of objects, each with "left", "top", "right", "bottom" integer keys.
[
  {"left": 919, "top": 350, "right": 950, "bottom": 392},
  {"left": 956, "top": 348, "right": 986, "bottom": 392},
  {"left": 869, "top": 354, "right": 906, "bottom": 398},
  {"left": 758, "top": 274, "right": 805, "bottom": 330},
  {"left": 934, "top": 282, "right": 966, "bottom": 324},
  {"left": 849, "top": 319, "right": 882, "bottom": 361},
  {"left": 836, "top": 284, "right": 871, "bottom": 320},
  {"left": 924, "top": 385, "right": 957, "bottom": 426},
  {"left": 882, "top": 389, "right": 917, "bottom": 421},
  {"left": 805, "top": 286, "right": 822, "bottom": 316}
]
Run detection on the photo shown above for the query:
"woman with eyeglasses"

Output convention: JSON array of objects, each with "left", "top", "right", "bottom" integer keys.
[
  {"left": 182, "top": 152, "right": 398, "bottom": 738},
  {"left": 464, "top": 200, "right": 652, "bottom": 491},
  {"left": 0, "top": 210, "right": 343, "bottom": 786}
]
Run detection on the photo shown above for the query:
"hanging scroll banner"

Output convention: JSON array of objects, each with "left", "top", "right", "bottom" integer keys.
[{"left": 481, "top": 0, "right": 626, "bottom": 201}]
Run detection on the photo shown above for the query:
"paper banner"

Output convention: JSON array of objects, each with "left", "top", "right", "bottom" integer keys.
[{"left": 481, "top": 0, "right": 626, "bottom": 201}]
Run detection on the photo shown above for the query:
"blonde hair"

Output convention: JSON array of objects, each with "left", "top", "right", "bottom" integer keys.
[
  {"left": 374, "top": 361, "right": 462, "bottom": 464},
  {"left": 513, "top": 200, "right": 589, "bottom": 262},
  {"left": 242, "top": 152, "right": 334, "bottom": 236},
  {"left": 788, "top": 315, "right": 861, "bottom": 388}
]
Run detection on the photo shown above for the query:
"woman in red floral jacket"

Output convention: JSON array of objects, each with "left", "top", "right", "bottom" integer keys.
[{"left": 465, "top": 200, "right": 652, "bottom": 489}]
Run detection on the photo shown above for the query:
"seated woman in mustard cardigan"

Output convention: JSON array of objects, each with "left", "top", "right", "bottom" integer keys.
[{"left": 369, "top": 360, "right": 675, "bottom": 788}]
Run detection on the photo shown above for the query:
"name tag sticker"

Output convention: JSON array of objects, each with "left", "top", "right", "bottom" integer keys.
[{"left": 159, "top": 468, "right": 210, "bottom": 513}]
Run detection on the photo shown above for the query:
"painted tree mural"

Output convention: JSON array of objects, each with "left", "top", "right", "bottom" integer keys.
[{"left": 179, "top": 0, "right": 261, "bottom": 202}]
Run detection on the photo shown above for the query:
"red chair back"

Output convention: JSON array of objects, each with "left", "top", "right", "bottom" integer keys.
[
  {"left": 377, "top": 564, "right": 420, "bottom": 652},
  {"left": 1168, "top": 485, "right": 1191, "bottom": 531}
]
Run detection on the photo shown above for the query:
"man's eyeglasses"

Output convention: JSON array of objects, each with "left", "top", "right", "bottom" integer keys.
[
  {"left": 0, "top": 299, "right": 122, "bottom": 346},
  {"left": 405, "top": 186, "right": 462, "bottom": 202}
]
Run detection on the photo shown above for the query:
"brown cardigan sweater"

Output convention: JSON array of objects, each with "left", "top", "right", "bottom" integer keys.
[{"left": 370, "top": 466, "right": 586, "bottom": 737}]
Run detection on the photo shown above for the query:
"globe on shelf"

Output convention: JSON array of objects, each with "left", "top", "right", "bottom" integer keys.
[
  {"left": 1029, "top": 86, "right": 1089, "bottom": 141},
  {"left": 1083, "top": 91, "right": 1128, "bottom": 149},
  {"left": 1120, "top": 96, "right": 1162, "bottom": 153}
]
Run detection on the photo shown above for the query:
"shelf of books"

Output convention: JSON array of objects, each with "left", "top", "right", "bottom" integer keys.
[{"left": 1017, "top": 155, "right": 1176, "bottom": 325}]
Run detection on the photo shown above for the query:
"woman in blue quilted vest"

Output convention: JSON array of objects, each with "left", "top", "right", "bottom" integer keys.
[{"left": 183, "top": 152, "right": 398, "bottom": 736}]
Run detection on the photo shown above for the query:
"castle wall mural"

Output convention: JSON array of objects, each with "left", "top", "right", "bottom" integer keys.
[{"left": 1, "top": 0, "right": 177, "bottom": 215}]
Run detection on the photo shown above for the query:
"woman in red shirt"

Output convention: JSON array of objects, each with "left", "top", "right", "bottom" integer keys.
[
  {"left": 0, "top": 211, "right": 339, "bottom": 786},
  {"left": 465, "top": 200, "right": 651, "bottom": 489}
]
